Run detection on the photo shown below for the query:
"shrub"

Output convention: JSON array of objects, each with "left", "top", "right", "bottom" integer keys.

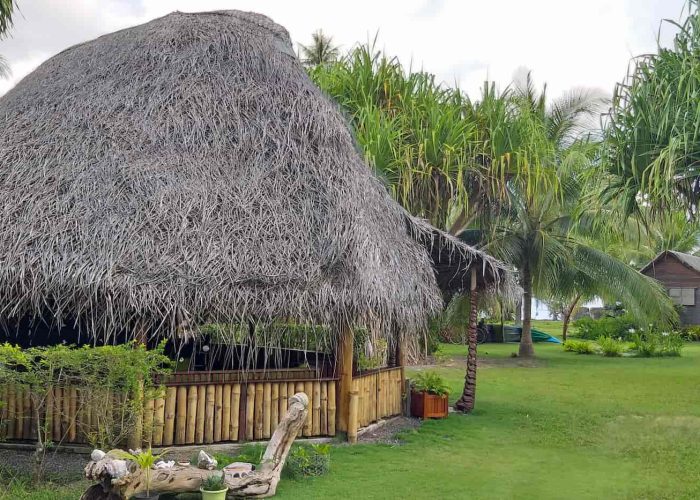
[
  {"left": 596, "top": 336, "right": 626, "bottom": 357},
  {"left": 411, "top": 371, "right": 450, "bottom": 395},
  {"left": 679, "top": 325, "right": 700, "bottom": 342},
  {"left": 285, "top": 444, "right": 331, "bottom": 478},
  {"left": 563, "top": 339, "right": 595, "bottom": 354},
  {"left": 631, "top": 331, "right": 684, "bottom": 357},
  {"left": 573, "top": 313, "right": 639, "bottom": 340}
]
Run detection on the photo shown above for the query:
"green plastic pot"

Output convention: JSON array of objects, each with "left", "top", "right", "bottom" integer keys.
[{"left": 200, "top": 487, "right": 228, "bottom": 500}]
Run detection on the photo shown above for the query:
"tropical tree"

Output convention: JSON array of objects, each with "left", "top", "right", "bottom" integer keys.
[
  {"left": 299, "top": 30, "right": 340, "bottom": 67},
  {"left": 0, "top": 0, "right": 14, "bottom": 78},
  {"left": 604, "top": 0, "right": 700, "bottom": 218},
  {"left": 463, "top": 75, "right": 677, "bottom": 356}
]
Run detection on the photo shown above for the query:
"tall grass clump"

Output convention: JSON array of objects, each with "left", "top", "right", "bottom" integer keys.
[
  {"left": 596, "top": 336, "right": 626, "bottom": 357},
  {"left": 563, "top": 339, "right": 595, "bottom": 354}
]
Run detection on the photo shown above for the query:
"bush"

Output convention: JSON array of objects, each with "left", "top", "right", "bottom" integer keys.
[
  {"left": 679, "top": 325, "right": 700, "bottom": 342},
  {"left": 563, "top": 339, "right": 595, "bottom": 354},
  {"left": 597, "top": 336, "right": 626, "bottom": 357},
  {"left": 631, "top": 331, "right": 684, "bottom": 357},
  {"left": 285, "top": 444, "right": 331, "bottom": 478},
  {"left": 411, "top": 371, "right": 450, "bottom": 395},
  {"left": 573, "top": 313, "right": 639, "bottom": 340}
]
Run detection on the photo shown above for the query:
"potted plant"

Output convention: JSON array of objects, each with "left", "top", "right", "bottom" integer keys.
[
  {"left": 113, "top": 447, "right": 168, "bottom": 499},
  {"left": 200, "top": 473, "right": 229, "bottom": 500},
  {"left": 410, "top": 371, "right": 449, "bottom": 419}
]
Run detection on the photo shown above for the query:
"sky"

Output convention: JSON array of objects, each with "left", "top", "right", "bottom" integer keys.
[{"left": 0, "top": 0, "right": 689, "bottom": 99}]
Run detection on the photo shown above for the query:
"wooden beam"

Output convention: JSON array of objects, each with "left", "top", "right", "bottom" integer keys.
[{"left": 336, "top": 322, "right": 354, "bottom": 433}]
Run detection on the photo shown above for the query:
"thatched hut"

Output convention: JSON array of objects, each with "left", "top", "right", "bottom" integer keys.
[{"left": 0, "top": 11, "right": 510, "bottom": 444}]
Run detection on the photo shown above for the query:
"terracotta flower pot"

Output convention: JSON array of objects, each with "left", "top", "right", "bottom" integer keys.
[
  {"left": 200, "top": 487, "right": 229, "bottom": 500},
  {"left": 410, "top": 391, "right": 448, "bottom": 419}
]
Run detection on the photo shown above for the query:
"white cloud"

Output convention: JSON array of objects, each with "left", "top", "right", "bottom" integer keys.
[{"left": 0, "top": 0, "right": 688, "bottom": 99}]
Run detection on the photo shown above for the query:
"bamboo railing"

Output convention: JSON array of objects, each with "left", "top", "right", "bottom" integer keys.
[
  {"left": 0, "top": 371, "right": 338, "bottom": 447},
  {"left": 351, "top": 366, "right": 404, "bottom": 429}
]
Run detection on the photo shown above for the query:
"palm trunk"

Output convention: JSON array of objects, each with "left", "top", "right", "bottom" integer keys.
[
  {"left": 518, "top": 265, "right": 535, "bottom": 358},
  {"left": 562, "top": 294, "right": 581, "bottom": 342},
  {"left": 455, "top": 276, "right": 479, "bottom": 413}
]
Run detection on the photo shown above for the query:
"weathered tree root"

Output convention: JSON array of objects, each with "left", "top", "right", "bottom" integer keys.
[{"left": 81, "top": 393, "right": 309, "bottom": 499}]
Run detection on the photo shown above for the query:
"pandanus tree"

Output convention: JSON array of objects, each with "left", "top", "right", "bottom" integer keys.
[
  {"left": 310, "top": 44, "right": 499, "bottom": 411},
  {"left": 604, "top": 0, "right": 700, "bottom": 218},
  {"left": 0, "top": 0, "right": 14, "bottom": 78}
]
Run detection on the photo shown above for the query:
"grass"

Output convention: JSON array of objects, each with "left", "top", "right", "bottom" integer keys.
[{"left": 8, "top": 339, "right": 700, "bottom": 499}]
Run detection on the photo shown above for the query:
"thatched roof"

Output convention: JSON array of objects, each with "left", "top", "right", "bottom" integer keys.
[{"left": 0, "top": 10, "right": 511, "bottom": 341}]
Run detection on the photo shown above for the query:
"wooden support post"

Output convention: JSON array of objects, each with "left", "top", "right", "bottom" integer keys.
[
  {"left": 230, "top": 384, "right": 241, "bottom": 442},
  {"left": 185, "top": 386, "right": 198, "bottom": 444},
  {"left": 152, "top": 396, "right": 165, "bottom": 446},
  {"left": 214, "top": 385, "right": 223, "bottom": 442},
  {"left": 327, "top": 382, "right": 336, "bottom": 436},
  {"left": 245, "top": 383, "right": 255, "bottom": 441},
  {"left": 143, "top": 397, "right": 154, "bottom": 448},
  {"left": 175, "top": 386, "right": 187, "bottom": 445},
  {"left": 270, "top": 383, "right": 279, "bottom": 433},
  {"left": 163, "top": 387, "right": 177, "bottom": 446},
  {"left": 263, "top": 382, "right": 272, "bottom": 439},
  {"left": 195, "top": 385, "right": 206, "bottom": 443},
  {"left": 222, "top": 384, "right": 231, "bottom": 441},
  {"left": 337, "top": 322, "right": 353, "bottom": 433},
  {"left": 205, "top": 385, "right": 215, "bottom": 444},
  {"left": 347, "top": 391, "right": 359, "bottom": 444}
]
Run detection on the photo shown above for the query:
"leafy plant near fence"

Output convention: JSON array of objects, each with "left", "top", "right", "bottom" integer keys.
[
  {"left": 411, "top": 371, "right": 450, "bottom": 395},
  {"left": 284, "top": 444, "right": 331, "bottom": 478},
  {"left": 573, "top": 313, "right": 640, "bottom": 340},
  {"left": 562, "top": 339, "right": 596, "bottom": 354},
  {"left": 596, "top": 336, "right": 627, "bottom": 357},
  {"left": 0, "top": 341, "right": 171, "bottom": 482},
  {"left": 631, "top": 331, "right": 684, "bottom": 357}
]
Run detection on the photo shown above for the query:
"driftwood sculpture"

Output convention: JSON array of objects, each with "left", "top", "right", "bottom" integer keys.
[{"left": 81, "top": 393, "right": 309, "bottom": 499}]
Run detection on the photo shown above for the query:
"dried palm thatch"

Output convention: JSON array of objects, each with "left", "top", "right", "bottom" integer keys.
[{"left": 0, "top": 10, "right": 511, "bottom": 343}]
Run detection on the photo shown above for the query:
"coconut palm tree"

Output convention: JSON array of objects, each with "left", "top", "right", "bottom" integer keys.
[
  {"left": 299, "top": 30, "right": 340, "bottom": 67},
  {"left": 463, "top": 75, "right": 679, "bottom": 357}
]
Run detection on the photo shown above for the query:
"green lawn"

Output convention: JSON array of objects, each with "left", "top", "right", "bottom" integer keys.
[{"left": 7, "top": 340, "right": 700, "bottom": 499}]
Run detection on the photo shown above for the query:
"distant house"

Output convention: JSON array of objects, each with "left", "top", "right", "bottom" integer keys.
[{"left": 641, "top": 251, "right": 700, "bottom": 325}]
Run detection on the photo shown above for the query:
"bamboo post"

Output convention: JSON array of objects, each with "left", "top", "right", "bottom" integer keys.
[
  {"left": 185, "top": 386, "right": 197, "bottom": 444},
  {"left": 230, "top": 384, "right": 240, "bottom": 441},
  {"left": 143, "top": 397, "right": 155, "bottom": 448},
  {"left": 195, "top": 385, "right": 206, "bottom": 443},
  {"left": 6, "top": 384, "right": 15, "bottom": 439},
  {"left": 163, "top": 386, "right": 177, "bottom": 446},
  {"left": 263, "top": 383, "right": 271, "bottom": 439},
  {"left": 287, "top": 383, "right": 295, "bottom": 410},
  {"left": 214, "top": 385, "right": 223, "bottom": 442},
  {"left": 16, "top": 386, "right": 24, "bottom": 440},
  {"left": 270, "top": 383, "right": 279, "bottom": 433},
  {"left": 278, "top": 383, "right": 287, "bottom": 426},
  {"left": 222, "top": 384, "right": 231, "bottom": 441},
  {"left": 245, "top": 383, "right": 255, "bottom": 441},
  {"left": 152, "top": 396, "right": 165, "bottom": 446},
  {"left": 312, "top": 382, "right": 321, "bottom": 435},
  {"left": 328, "top": 382, "right": 336, "bottom": 436},
  {"left": 51, "top": 386, "right": 60, "bottom": 442},
  {"left": 60, "top": 385, "right": 70, "bottom": 441},
  {"left": 303, "top": 381, "right": 313, "bottom": 436},
  {"left": 68, "top": 387, "right": 77, "bottom": 442},
  {"left": 254, "top": 383, "right": 264, "bottom": 440},
  {"left": 44, "top": 386, "right": 53, "bottom": 443},
  {"left": 337, "top": 322, "right": 354, "bottom": 433},
  {"left": 205, "top": 385, "right": 215, "bottom": 444},
  {"left": 348, "top": 391, "right": 359, "bottom": 444},
  {"left": 175, "top": 386, "right": 187, "bottom": 445},
  {"left": 320, "top": 382, "right": 328, "bottom": 435}
]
